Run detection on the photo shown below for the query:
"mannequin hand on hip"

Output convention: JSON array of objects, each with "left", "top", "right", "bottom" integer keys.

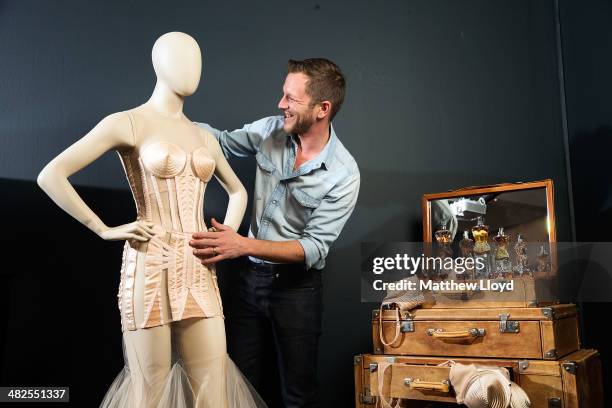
[
  {"left": 190, "top": 218, "right": 248, "bottom": 265},
  {"left": 99, "top": 221, "right": 156, "bottom": 242}
]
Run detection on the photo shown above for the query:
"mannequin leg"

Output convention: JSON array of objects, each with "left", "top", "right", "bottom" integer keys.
[
  {"left": 173, "top": 317, "right": 228, "bottom": 408},
  {"left": 123, "top": 324, "right": 172, "bottom": 408}
]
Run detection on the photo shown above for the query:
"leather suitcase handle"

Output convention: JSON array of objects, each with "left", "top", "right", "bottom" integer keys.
[
  {"left": 379, "top": 306, "right": 401, "bottom": 347},
  {"left": 426, "top": 328, "right": 486, "bottom": 339},
  {"left": 404, "top": 378, "right": 450, "bottom": 393}
]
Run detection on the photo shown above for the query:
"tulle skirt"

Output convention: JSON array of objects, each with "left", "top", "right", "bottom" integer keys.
[
  {"left": 99, "top": 325, "right": 267, "bottom": 408},
  {"left": 100, "top": 354, "right": 266, "bottom": 408}
]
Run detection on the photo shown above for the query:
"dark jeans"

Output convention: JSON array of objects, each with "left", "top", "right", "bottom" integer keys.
[{"left": 230, "top": 261, "right": 323, "bottom": 408}]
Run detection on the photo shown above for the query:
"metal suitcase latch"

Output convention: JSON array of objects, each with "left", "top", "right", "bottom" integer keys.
[
  {"left": 400, "top": 321, "right": 414, "bottom": 333},
  {"left": 361, "top": 388, "right": 376, "bottom": 405},
  {"left": 562, "top": 361, "right": 577, "bottom": 375},
  {"left": 499, "top": 314, "right": 520, "bottom": 333},
  {"left": 542, "top": 307, "right": 556, "bottom": 320},
  {"left": 545, "top": 349, "right": 558, "bottom": 359}
]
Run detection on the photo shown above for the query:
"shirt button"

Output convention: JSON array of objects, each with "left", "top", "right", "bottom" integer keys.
[{"left": 275, "top": 273, "right": 280, "bottom": 278}]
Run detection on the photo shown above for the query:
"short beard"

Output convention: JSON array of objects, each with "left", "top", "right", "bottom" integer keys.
[{"left": 288, "top": 113, "right": 316, "bottom": 135}]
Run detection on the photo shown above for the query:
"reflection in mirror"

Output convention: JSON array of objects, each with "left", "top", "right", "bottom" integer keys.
[
  {"left": 422, "top": 181, "right": 558, "bottom": 305},
  {"left": 430, "top": 187, "right": 552, "bottom": 279},
  {"left": 430, "top": 188, "right": 549, "bottom": 246}
]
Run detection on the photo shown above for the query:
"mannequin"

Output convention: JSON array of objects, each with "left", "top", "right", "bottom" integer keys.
[{"left": 37, "top": 32, "right": 265, "bottom": 408}]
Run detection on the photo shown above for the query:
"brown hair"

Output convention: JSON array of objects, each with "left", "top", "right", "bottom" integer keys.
[{"left": 288, "top": 58, "right": 346, "bottom": 121}]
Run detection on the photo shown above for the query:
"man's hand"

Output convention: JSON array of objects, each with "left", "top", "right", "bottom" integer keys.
[{"left": 189, "top": 218, "right": 249, "bottom": 265}]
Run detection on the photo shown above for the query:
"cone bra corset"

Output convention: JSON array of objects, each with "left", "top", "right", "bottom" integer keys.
[{"left": 117, "top": 133, "right": 223, "bottom": 331}]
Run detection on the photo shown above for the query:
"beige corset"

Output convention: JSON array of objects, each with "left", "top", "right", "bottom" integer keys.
[{"left": 116, "top": 117, "right": 223, "bottom": 331}]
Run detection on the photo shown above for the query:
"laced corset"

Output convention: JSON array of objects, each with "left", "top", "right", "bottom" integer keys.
[{"left": 116, "top": 111, "right": 222, "bottom": 331}]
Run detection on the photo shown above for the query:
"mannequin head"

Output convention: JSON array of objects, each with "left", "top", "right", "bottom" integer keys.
[{"left": 152, "top": 32, "right": 201, "bottom": 97}]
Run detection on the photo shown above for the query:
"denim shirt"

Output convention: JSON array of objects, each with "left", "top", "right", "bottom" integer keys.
[{"left": 195, "top": 116, "right": 360, "bottom": 270}]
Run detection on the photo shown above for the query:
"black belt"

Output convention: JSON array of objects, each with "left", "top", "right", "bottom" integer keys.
[{"left": 247, "top": 260, "right": 309, "bottom": 274}]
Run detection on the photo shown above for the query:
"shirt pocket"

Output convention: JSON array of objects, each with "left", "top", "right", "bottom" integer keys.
[
  {"left": 290, "top": 187, "right": 322, "bottom": 209},
  {"left": 286, "top": 187, "right": 322, "bottom": 229},
  {"left": 254, "top": 152, "right": 278, "bottom": 202},
  {"left": 255, "top": 151, "right": 276, "bottom": 174}
]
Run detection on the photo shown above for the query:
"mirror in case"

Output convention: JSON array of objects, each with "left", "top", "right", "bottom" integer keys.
[{"left": 422, "top": 179, "right": 557, "bottom": 307}]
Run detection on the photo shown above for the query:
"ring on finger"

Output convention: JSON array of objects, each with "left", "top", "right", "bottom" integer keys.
[{"left": 212, "top": 247, "right": 218, "bottom": 256}]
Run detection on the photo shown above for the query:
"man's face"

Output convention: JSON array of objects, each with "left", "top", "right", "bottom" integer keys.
[{"left": 278, "top": 72, "right": 318, "bottom": 135}]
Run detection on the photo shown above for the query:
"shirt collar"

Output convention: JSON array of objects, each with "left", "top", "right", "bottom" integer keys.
[{"left": 286, "top": 123, "right": 338, "bottom": 171}]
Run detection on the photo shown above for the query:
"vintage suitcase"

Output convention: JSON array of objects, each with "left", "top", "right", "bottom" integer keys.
[
  {"left": 372, "top": 304, "right": 580, "bottom": 360},
  {"left": 354, "top": 350, "right": 604, "bottom": 408}
]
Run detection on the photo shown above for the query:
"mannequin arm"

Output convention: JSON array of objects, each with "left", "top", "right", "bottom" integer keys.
[
  {"left": 204, "top": 130, "right": 248, "bottom": 231},
  {"left": 37, "top": 112, "right": 152, "bottom": 240}
]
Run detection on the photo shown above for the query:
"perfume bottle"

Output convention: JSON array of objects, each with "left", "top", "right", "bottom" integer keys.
[
  {"left": 537, "top": 245, "right": 551, "bottom": 273},
  {"left": 434, "top": 221, "right": 453, "bottom": 280},
  {"left": 513, "top": 234, "right": 531, "bottom": 276},
  {"left": 493, "top": 227, "right": 512, "bottom": 278},
  {"left": 458, "top": 230, "right": 475, "bottom": 280},
  {"left": 471, "top": 216, "right": 491, "bottom": 278}
]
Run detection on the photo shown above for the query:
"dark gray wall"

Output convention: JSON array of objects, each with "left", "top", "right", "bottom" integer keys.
[
  {"left": 559, "top": 0, "right": 612, "bottom": 394},
  {"left": 560, "top": 0, "right": 612, "bottom": 239},
  {"left": 1, "top": 1, "right": 576, "bottom": 406}
]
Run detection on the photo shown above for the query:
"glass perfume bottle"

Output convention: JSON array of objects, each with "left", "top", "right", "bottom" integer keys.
[
  {"left": 458, "top": 230, "right": 475, "bottom": 280},
  {"left": 513, "top": 234, "right": 531, "bottom": 276},
  {"left": 537, "top": 245, "right": 551, "bottom": 273},
  {"left": 471, "top": 216, "right": 491, "bottom": 278},
  {"left": 434, "top": 221, "right": 453, "bottom": 280},
  {"left": 493, "top": 227, "right": 512, "bottom": 278}
]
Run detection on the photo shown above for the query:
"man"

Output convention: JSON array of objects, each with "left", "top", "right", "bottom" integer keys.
[{"left": 190, "top": 58, "right": 360, "bottom": 407}]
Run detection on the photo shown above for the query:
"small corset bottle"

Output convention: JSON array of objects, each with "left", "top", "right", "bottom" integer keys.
[
  {"left": 471, "top": 216, "right": 491, "bottom": 278},
  {"left": 513, "top": 234, "right": 531, "bottom": 276},
  {"left": 494, "top": 227, "right": 512, "bottom": 278},
  {"left": 537, "top": 245, "right": 551, "bottom": 273},
  {"left": 434, "top": 221, "right": 453, "bottom": 280},
  {"left": 458, "top": 230, "right": 475, "bottom": 280},
  {"left": 472, "top": 216, "right": 490, "bottom": 253}
]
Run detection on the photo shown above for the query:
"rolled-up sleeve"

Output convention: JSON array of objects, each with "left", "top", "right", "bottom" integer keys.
[
  {"left": 195, "top": 116, "right": 281, "bottom": 158},
  {"left": 298, "top": 173, "right": 360, "bottom": 269}
]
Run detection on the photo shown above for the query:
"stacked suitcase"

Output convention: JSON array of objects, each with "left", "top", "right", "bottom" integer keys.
[
  {"left": 354, "top": 181, "right": 604, "bottom": 407},
  {"left": 354, "top": 304, "right": 603, "bottom": 407}
]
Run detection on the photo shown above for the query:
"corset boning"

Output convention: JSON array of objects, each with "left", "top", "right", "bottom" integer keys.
[
  {"left": 121, "top": 141, "right": 216, "bottom": 233},
  {"left": 116, "top": 141, "right": 222, "bottom": 331}
]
